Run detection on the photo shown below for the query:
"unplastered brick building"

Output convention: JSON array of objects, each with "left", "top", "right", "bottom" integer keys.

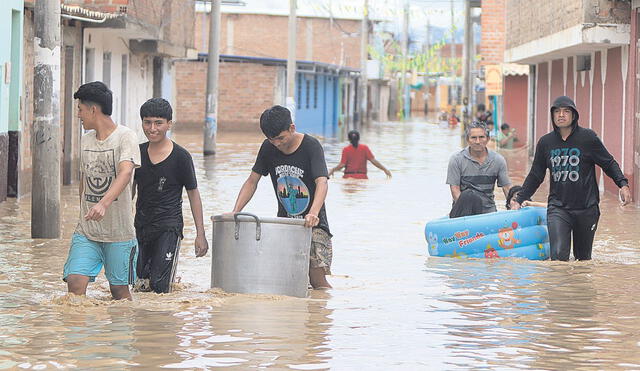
[
  {"left": 174, "top": 5, "right": 363, "bottom": 137},
  {"left": 504, "top": 0, "right": 639, "bottom": 201}
]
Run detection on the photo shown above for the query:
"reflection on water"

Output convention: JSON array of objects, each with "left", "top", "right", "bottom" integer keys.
[{"left": 1, "top": 121, "right": 640, "bottom": 369}]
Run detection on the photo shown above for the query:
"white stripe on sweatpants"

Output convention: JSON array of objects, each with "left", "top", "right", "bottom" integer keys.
[{"left": 168, "top": 237, "right": 182, "bottom": 293}]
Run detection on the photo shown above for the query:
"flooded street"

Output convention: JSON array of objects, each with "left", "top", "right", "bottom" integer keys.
[{"left": 2, "top": 120, "right": 640, "bottom": 369}]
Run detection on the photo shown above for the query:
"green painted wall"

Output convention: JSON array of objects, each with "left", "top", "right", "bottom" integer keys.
[{"left": 0, "top": 0, "right": 24, "bottom": 133}]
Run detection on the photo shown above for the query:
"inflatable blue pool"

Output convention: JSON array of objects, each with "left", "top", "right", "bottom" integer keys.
[{"left": 425, "top": 207, "right": 550, "bottom": 260}]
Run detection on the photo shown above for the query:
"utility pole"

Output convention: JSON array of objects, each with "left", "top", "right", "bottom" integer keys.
[
  {"left": 359, "top": 0, "right": 369, "bottom": 127},
  {"left": 400, "top": 0, "right": 409, "bottom": 120},
  {"left": 450, "top": 0, "right": 456, "bottom": 106},
  {"left": 32, "top": 0, "right": 61, "bottom": 238},
  {"left": 462, "top": 0, "right": 472, "bottom": 126},
  {"left": 286, "top": 0, "right": 297, "bottom": 120},
  {"left": 424, "top": 18, "right": 430, "bottom": 54},
  {"left": 424, "top": 18, "right": 430, "bottom": 81},
  {"left": 203, "top": 0, "right": 221, "bottom": 156}
]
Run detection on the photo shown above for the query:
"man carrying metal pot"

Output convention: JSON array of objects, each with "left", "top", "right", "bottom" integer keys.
[{"left": 231, "top": 105, "right": 333, "bottom": 289}]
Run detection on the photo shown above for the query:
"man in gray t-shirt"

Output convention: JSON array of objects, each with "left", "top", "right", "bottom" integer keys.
[{"left": 446, "top": 121, "right": 512, "bottom": 217}]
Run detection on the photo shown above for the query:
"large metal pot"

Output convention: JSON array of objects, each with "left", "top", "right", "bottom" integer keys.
[{"left": 211, "top": 212, "right": 312, "bottom": 298}]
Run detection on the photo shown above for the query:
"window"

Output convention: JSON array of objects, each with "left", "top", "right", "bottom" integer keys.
[
  {"left": 305, "top": 78, "right": 310, "bottom": 109},
  {"left": 85, "top": 48, "right": 95, "bottom": 82},
  {"left": 313, "top": 75, "right": 318, "bottom": 109},
  {"left": 577, "top": 55, "right": 591, "bottom": 71},
  {"left": 102, "top": 51, "right": 111, "bottom": 87}
]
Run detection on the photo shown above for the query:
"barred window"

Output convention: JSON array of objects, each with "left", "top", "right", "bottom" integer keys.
[{"left": 306, "top": 78, "right": 310, "bottom": 109}]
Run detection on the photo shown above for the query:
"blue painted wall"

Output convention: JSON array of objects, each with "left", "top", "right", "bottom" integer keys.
[{"left": 294, "top": 72, "right": 339, "bottom": 138}]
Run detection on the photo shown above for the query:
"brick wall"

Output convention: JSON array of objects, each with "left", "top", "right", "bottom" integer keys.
[
  {"left": 195, "top": 12, "right": 362, "bottom": 69},
  {"left": 506, "top": 0, "right": 584, "bottom": 49},
  {"left": 480, "top": 0, "right": 505, "bottom": 66},
  {"left": 174, "top": 60, "right": 280, "bottom": 131},
  {"left": 506, "top": 0, "right": 630, "bottom": 49},
  {"left": 80, "top": 0, "right": 130, "bottom": 15},
  {"left": 174, "top": 60, "right": 205, "bottom": 128},
  {"left": 81, "top": 0, "right": 195, "bottom": 49},
  {"left": 586, "top": 0, "right": 631, "bottom": 24}
]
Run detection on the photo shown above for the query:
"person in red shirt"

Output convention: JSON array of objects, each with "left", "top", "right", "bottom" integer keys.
[
  {"left": 448, "top": 108, "right": 460, "bottom": 127},
  {"left": 328, "top": 130, "right": 392, "bottom": 179}
]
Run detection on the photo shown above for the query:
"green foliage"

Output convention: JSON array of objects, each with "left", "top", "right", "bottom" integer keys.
[{"left": 368, "top": 27, "right": 463, "bottom": 76}]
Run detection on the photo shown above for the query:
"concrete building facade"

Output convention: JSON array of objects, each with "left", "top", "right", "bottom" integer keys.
[{"left": 3, "top": 0, "right": 196, "bottom": 202}]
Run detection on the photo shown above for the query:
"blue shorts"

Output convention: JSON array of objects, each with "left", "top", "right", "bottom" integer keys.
[{"left": 63, "top": 233, "right": 138, "bottom": 286}]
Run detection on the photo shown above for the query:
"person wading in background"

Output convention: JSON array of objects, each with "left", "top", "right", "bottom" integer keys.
[{"left": 329, "top": 130, "right": 392, "bottom": 179}]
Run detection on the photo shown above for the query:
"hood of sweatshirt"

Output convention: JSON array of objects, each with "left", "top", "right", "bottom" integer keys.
[{"left": 550, "top": 95, "right": 579, "bottom": 134}]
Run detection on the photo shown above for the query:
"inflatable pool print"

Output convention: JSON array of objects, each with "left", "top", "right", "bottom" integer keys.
[{"left": 425, "top": 207, "right": 550, "bottom": 260}]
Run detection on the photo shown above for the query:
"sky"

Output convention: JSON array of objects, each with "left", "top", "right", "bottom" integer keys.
[{"left": 218, "top": 0, "right": 466, "bottom": 28}]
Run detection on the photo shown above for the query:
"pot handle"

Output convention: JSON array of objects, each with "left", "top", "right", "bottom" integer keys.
[{"left": 233, "top": 212, "right": 261, "bottom": 241}]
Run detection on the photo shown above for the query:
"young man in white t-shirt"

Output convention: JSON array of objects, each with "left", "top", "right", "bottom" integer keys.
[{"left": 62, "top": 81, "right": 141, "bottom": 300}]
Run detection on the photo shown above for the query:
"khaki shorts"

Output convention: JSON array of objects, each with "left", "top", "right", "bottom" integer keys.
[{"left": 310, "top": 228, "right": 332, "bottom": 274}]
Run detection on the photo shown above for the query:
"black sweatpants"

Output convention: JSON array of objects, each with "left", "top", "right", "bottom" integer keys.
[
  {"left": 547, "top": 205, "right": 600, "bottom": 261},
  {"left": 136, "top": 229, "right": 182, "bottom": 293}
]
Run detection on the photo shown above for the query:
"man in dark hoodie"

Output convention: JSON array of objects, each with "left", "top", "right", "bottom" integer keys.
[{"left": 511, "top": 96, "right": 632, "bottom": 261}]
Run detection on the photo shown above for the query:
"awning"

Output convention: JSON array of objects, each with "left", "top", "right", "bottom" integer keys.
[
  {"left": 61, "top": 4, "right": 121, "bottom": 23},
  {"left": 501, "top": 63, "right": 529, "bottom": 76}
]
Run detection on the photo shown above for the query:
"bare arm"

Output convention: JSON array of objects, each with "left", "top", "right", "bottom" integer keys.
[
  {"left": 187, "top": 188, "right": 209, "bottom": 257},
  {"left": 85, "top": 160, "right": 135, "bottom": 221},
  {"left": 369, "top": 158, "right": 392, "bottom": 178},
  {"left": 305, "top": 177, "right": 328, "bottom": 228},
  {"left": 232, "top": 171, "right": 262, "bottom": 213},
  {"left": 450, "top": 185, "right": 461, "bottom": 203},
  {"left": 328, "top": 163, "right": 345, "bottom": 178}
]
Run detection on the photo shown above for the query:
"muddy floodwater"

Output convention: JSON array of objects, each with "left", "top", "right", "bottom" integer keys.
[{"left": 2, "top": 121, "right": 640, "bottom": 369}]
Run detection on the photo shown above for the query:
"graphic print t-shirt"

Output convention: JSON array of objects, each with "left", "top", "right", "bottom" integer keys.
[
  {"left": 517, "top": 126, "right": 628, "bottom": 209},
  {"left": 341, "top": 144, "right": 374, "bottom": 178},
  {"left": 75, "top": 125, "right": 141, "bottom": 242},
  {"left": 252, "top": 134, "right": 331, "bottom": 235},
  {"left": 134, "top": 141, "right": 197, "bottom": 234}
]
